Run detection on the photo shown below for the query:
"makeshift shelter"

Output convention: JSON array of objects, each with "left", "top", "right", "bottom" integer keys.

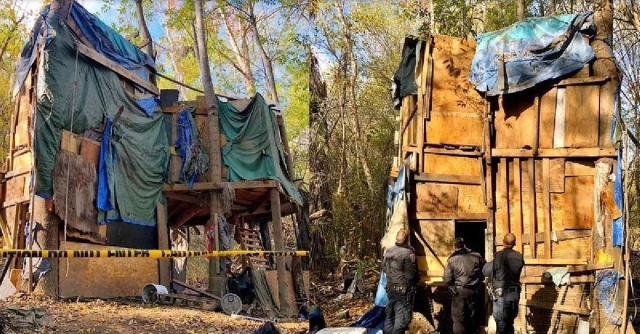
[
  {"left": 0, "top": 1, "right": 308, "bottom": 317},
  {"left": 387, "top": 12, "right": 632, "bottom": 333}
]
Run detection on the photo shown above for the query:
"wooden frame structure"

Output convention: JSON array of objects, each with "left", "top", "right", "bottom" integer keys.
[
  {"left": 391, "top": 33, "right": 630, "bottom": 333},
  {"left": 0, "top": 1, "right": 303, "bottom": 317}
]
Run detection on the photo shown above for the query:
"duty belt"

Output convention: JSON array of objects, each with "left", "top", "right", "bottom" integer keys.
[{"left": 386, "top": 284, "right": 411, "bottom": 294}]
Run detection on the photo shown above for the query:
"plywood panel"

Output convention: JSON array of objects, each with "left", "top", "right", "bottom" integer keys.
[
  {"left": 425, "top": 112, "right": 483, "bottom": 146},
  {"left": 265, "top": 270, "right": 297, "bottom": 311},
  {"left": 565, "top": 160, "right": 594, "bottom": 176},
  {"left": 12, "top": 153, "right": 32, "bottom": 170},
  {"left": 52, "top": 150, "right": 104, "bottom": 244},
  {"left": 430, "top": 36, "right": 483, "bottom": 115},
  {"left": 4, "top": 176, "right": 26, "bottom": 202},
  {"left": 456, "top": 185, "right": 487, "bottom": 214},
  {"left": 562, "top": 176, "right": 595, "bottom": 229},
  {"left": 496, "top": 158, "right": 509, "bottom": 239},
  {"left": 539, "top": 88, "right": 557, "bottom": 149},
  {"left": 415, "top": 183, "right": 458, "bottom": 213},
  {"left": 533, "top": 159, "right": 564, "bottom": 193},
  {"left": 564, "top": 85, "right": 599, "bottom": 147},
  {"left": 495, "top": 93, "right": 537, "bottom": 149},
  {"left": 424, "top": 155, "right": 481, "bottom": 177},
  {"left": 58, "top": 241, "right": 159, "bottom": 298},
  {"left": 413, "top": 220, "right": 453, "bottom": 272}
]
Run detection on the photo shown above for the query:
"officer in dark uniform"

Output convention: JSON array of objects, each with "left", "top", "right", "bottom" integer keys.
[
  {"left": 483, "top": 233, "right": 524, "bottom": 334},
  {"left": 383, "top": 228, "right": 419, "bottom": 334},
  {"left": 444, "top": 237, "right": 485, "bottom": 334}
]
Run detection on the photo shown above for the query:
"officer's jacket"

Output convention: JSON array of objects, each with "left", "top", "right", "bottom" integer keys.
[
  {"left": 383, "top": 243, "right": 419, "bottom": 287},
  {"left": 444, "top": 248, "right": 485, "bottom": 288},
  {"left": 482, "top": 248, "right": 524, "bottom": 288}
]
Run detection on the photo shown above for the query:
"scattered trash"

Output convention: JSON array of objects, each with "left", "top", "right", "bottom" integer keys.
[
  {"left": 141, "top": 284, "right": 169, "bottom": 303},
  {"left": 2, "top": 306, "right": 54, "bottom": 330}
]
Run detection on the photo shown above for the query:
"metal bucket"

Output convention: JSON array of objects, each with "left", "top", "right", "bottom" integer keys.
[{"left": 141, "top": 284, "right": 168, "bottom": 303}]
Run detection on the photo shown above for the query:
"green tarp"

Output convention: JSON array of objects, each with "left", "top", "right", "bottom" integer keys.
[
  {"left": 218, "top": 95, "right": 303, "bottom": 205},
  {"left": 35, "top": 18, "right": 168, "bottom": 226}
]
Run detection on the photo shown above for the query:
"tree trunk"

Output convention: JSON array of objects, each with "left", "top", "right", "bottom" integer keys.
[
  {"left": 194, "top": 0, "right": 224, "bottom": 295},
  {"left": 32, "top": 198, "right": 60, "bottom": 296},
  {"left": 219, "top": 7, "right": 257, "bottom": 94},
  {"left": 134, "top": 0, "right": 155, "bottom": 85},
  {"left": 517, "top": 0, "right": 525, "bottom": 20},
  {"left": 248, "top": 4, "right": 278, "bottom": 102},
  {"left": 548, "top": 0, "right": 556, "bottom": 15}
]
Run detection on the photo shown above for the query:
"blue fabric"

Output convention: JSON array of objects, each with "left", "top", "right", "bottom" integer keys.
[
  {"left": 470, "top": 13, "right": 595, "bottom": 96},
  {"left": 136, "top": 97, "right": 159, "bottom": 117},
  {"left": 612, "top": 151, "right": 624, "bottom": 247},
  {"left": 353, "top": 306, "right": 386, "bottom": 330},
  {"left": 69, "top": 2, "right": 155, "bottom": 80},
  {"left": 97, "top": 117, "right": 114, "bottom": 213},
  {"left": 175, "top": 108, "right": 208, "bottom": 189},
  {"left": 374, "top": 272, "right": 388, "bottom": 307},
  {"left": 387, "top": 165, "right": 406, "bottom": 209},
  {"left": 595, "top": 270, "right": 623, "bottom": 325}
]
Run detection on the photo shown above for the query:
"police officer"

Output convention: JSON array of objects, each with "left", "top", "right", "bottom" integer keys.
[
  {"left": 383, "top": 228, "right": 419, "bottom": 334},
  {"left": 444, "top": 237, "right": 485, "bottom": 334},
  {"left": 483, "top": 233, "right": 524, "bottom": 334}
]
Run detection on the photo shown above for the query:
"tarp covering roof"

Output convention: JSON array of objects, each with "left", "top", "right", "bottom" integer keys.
[{"left": 470, "top": 13, "right": 596, "bottom": 96}]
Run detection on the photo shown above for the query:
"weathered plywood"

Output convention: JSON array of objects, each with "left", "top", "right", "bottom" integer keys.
[
  {"left": 424, "top": 155, "right": 481, "bottom": 177},
  {"left": 565, "top": 160, "right": 595, "bottom": 176},
  {"left": 264, "top": 270, "right": 298, "bottom": 310},
  {"left": 413, "top": 220, "right": 453, "bottom": 271},
  {"left": 4, "top": 175, "right": 27, "bottom": 202},
  {"left": 426, "top": 112, "right": 483, "bottom": 146},
  {"left": 533, "top": 159, "right": 564, "bottom": 193},
  {"left": 415, "top": 183, "right": 458, "bottom": 213},
  {"left": 561, "top": 176, "right": 595, "bottom": 229},
  {"left": 495, "top": 93, "right": 537, "bottom": 149},
  {"left": 455, "top": 185, "right": 487, "bottom": 214},
  {"left": 58, "top": 241, "right": 159, "bottom": 298},
  {"left": 52, "top": 150, "right": 104, "bottom": 244},
  {"left": 564, "top": 85, "right": 600, "bottom": 148}
]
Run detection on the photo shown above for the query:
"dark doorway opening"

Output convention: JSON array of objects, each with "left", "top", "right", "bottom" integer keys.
[{"left": 455, "top": 220, "right": 488, "bottom": 327}]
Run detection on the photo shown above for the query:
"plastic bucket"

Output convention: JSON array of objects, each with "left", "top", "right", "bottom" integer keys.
[{"left": 141, "top": 284, "right": 168, "bottom": 303}]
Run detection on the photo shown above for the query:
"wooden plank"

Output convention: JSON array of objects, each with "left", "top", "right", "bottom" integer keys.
[
  {"left": 415, "top": 183, "right": 458, "bottom": 213},
  {"left": 164, "top": 192, "right": 208, "bottom": 206},
  {"left": 552, "top": 75, "right": 609, "bottom": 87},
  {"left": 567, "top": 262, "right": 613, "bottom": 273},
  {"left": 499, "top": 158, "right": 510, "bottom": 237},
  {"left": 495, "top": 229, "right": 591, "bottom": 246},
  {"left": 74, "top": 41, "right": 159, "bottom": 95},
  {"left": 526, "top": 159, "right": 537, "bottom": 258},
  {"left": 601, "top": 185, "right": 622, "bottom": 219},
  {"left": 270, "top": 187, "right": 290, "bottom": 316},
  {"left": 565, "top": 85, "right": 600, "bottom": 147},
  {"left": 549, "top": 158, "right": 565, "bottom": 193},
  {"left": 520, "top": 275, "right": 593, "bottom": 284},
  {"left": 553, "top": 87, "right": 566, "bottom": 148},
  {"left": 3, "top": 168, "right": 30, "bottom": 180},
  {"left": 4, "top": 176, "right": 26, "bottom": 202},
  {"left": 543, "top": 159, "right": 552, "bottom": 258},
  {"left": 415, "top": 212, "right": 487, "bottom": 220},
  {"left": 562, "top": 176, "right": 595, "bottom": 229},
  {"left": 157, "top": 203, "right": 171, "bottom": 289},
  {"left": 491, "top": 148, "right": 616, "bottom": 158},
  {"left": 424, "top": 147, "right": 482, "bottom": 157},
  {"left": 58, "top": 241, "right": 159, "bottom": 298},
  {"left": 565, "top": 161, "right": 595, "bottom": 176},
  {"left": 172, "top": 279, "right": 221, "bottom": 300},
  {"left": 426, "top": 112, "right": 484, "bottom": 147},
  {"left": 539, "top": 88, "right": 557, "bottom": 149},
  {"left": 414, "top": 220, "right": 454, "bottom": 271},
  {"left": 495, "top": 93, "right": 537, "bottom": 149},
  {"left": 512, "top": 158, "right": 524, "bottom": 254},
  {"left": 524, "top": 258, "right": 587, "bottom": 265},
  {"left": 414, "top": 172, "right": 482, "bottom": 185}
]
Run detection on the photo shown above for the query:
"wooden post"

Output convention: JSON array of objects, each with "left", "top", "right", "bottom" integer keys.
[
  {"left": 157, "top": 203, "right": 171, "bottom": 288},
  {"left": 542, "top": 158, "right": 552, "bottom": 258},
  {"left": 194, "top": 0, "right": 224, "bottom": 294},
  {"left": 270, "top": 188, "right": 289, "bottom": 316}
]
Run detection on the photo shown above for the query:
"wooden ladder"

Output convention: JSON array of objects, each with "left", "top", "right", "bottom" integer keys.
[{"left": 237, "top": 228, "right": 271, "bottom": 269}]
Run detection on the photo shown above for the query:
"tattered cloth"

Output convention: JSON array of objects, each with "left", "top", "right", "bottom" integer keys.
[{"left": 469, "top": 13, "right": 595, "bottom": 96}]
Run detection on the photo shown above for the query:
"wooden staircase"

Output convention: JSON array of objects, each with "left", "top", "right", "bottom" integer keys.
[{"left": 236, "top": 228, "right": 271, "bottom": 269}]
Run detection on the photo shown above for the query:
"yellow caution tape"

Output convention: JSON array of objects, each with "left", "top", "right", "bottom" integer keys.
[{"left": 0, "top": 249, "right": 308, "bottom": 259}]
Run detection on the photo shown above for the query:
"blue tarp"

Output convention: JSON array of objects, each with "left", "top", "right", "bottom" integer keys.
[
  {"left": 613, "top": 151, "right": 624, "bottom": 247},
  {"left": 595, "top": 270, "right": 623, "bottom": 325},
  {"left": 175, "top": 108, "right": 209, "bottom": 189},
  {"left": 470, "top": 13, "right": 595, "bottom": 96},
  {"left": 69, "top": 2, "right": 155, "bottom": 80},
  {"left": 97, "top": 117, "right": 114, "bottom": 214}
]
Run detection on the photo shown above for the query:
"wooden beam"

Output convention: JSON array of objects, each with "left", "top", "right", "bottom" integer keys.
[
  {"left": 424, "top": 147, "right": 482, "bottom": 157},
  {"left": 162, "top": 180, "right": 279, "bottom": 192},
  {"left": 2, "top": 168, "right": 30, "bottom": 180},
  {"left": 74, "top": 41, "right": 159, "bottom": 95},
  {"left": 524, "top": 258, "right": 587, "bottom": 265},
  {"left": 513, "top": 158, "right": 524, "bottom": 254},
  {"left": 567, "top": 262, "right": 613, "bottom": 273},
  {"left": 270, "top": 187, "right": 290, "bottom": 316},
  {"left": 495, "top": 229, "right": 591, "bottom": 246},
  {"left": 413, "top": 172, "right": 483, "bottom": 185},
  {"left": 157, "top": 203, "right": 171, "bottom": 288},
  {"left": 172, "top": 206, "right": 208, "bottom": 229},
  {"left": 415, "top": 212, "right": 487, "bottom": 220},
  {"left": 521, "top": 299, "right": 590, "bottom": 316},
  {"left": 552, "top": 75, "right": 610, "bottom": 87},
  {"left": 164, "top": 192, "right": 207, "bottom": 206},
  {"left": 520, "top": 275, "right": 594, "bottom": 284},
  {"left": 527, "top": 159, "right": 537, "bottom": 258},
  {"left": 492, "top": 148, "right": 617, "bottom": 158},
  {"left": 542, "top": 159, "right": 552, "bottom": 258}
]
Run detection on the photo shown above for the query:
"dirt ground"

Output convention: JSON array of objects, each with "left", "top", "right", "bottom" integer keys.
[{"left": 0, "top": 294, "right": 307, "bottom": 334}]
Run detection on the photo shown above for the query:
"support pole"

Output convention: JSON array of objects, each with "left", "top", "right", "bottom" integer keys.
[
  {"left": 194, "top": 0, "right": 224, "bottom": 295},
  {"left": 270, "top": 188, "right": 289, "bottom": 316}
]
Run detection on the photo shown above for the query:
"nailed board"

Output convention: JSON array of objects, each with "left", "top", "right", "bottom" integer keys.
[
  {"left": 564, "top": 85, "right": 600, "bottom": 148},
  {"left": 424, "top": 154, "right": 481, "bottom": 177},
  {"left": 495, "top": 92, "right": 537, "bottom": 149},
  {"left": 415, "top": 183, "right": 458, "bottom": 213},
  {"left": 58, "top": 241, "right": 159, "bottom": 298},
  {"left": 52, "top": 150, "right": 104, "bottom": 244},
  {"left": 533, "top": 159, "right": 565, "bottom": 193},
  {"left": 426, "top": 112, "right": 483, "bottom": 146},
  {"left": 561, "top": 176, "right": 595, "bottom": 229},
  {"left": 538, "top": 88, "right": 557, "bottom": 149}
]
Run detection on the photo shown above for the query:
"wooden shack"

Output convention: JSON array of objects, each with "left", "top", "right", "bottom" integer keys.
[
  {"left": 390, "top": 23, "right": 630, "bottom": 334},
  {"left": 0, "top": 0, "right": 306, "bottom": 316}
]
